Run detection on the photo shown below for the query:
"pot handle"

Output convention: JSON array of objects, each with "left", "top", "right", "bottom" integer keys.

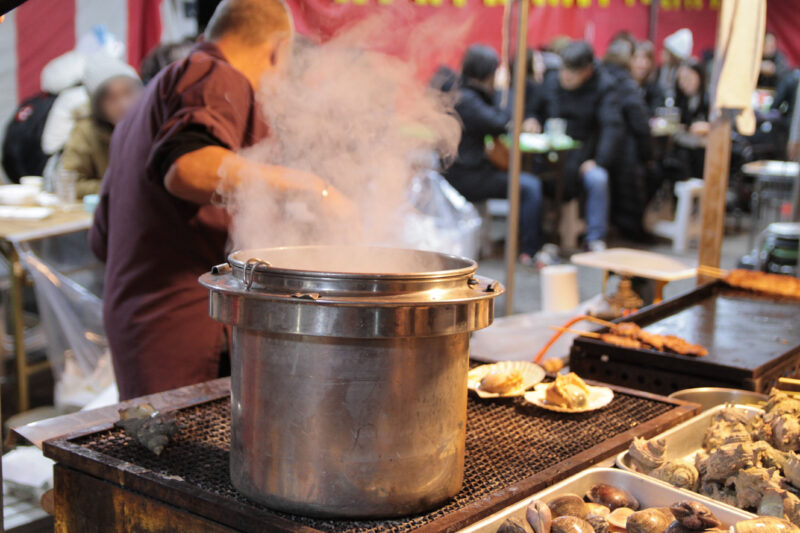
[{"left": 243, "top": 258, "right": 272, "bottom": 290}]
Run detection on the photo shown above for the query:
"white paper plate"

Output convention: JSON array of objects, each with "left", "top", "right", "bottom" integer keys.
[
  {"left": 468, "top": 361, "right": 545, "bottom": 398},
  {"left": 524, "top": 383, "right": 614, "bottom": 413}
]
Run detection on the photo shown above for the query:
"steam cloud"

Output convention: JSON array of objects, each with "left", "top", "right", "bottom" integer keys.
[{"left": 222, "top": 11, "right": 469, "bottom": 253}]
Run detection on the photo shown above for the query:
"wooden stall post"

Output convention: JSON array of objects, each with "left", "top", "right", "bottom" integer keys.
[
  {"left": 504, "top": 0, "right": 529, "bottom": 315},
  {"left": 697, "top": 114, "right": 733, "bottom": 282},
  {"left": 697, "top": 0, "right": 766, "bottom": 283}
]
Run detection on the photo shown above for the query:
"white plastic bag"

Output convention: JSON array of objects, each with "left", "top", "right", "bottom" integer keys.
[
  {"left": 405, "top": 170, "right": 482, "bottom": 259},
  {"left": 16, "top": 234, "right": 112, "bottom": 408}
]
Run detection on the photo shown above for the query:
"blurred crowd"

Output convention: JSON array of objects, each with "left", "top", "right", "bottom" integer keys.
[
  {"left": 3, "top": 24, "right": 795, "bottom": 269},
  {"left": 437, "top": 28, "right": 798, "bottom": 267},
  {"left": 1, "top": 34, "right": 195, "bottom": 199}
]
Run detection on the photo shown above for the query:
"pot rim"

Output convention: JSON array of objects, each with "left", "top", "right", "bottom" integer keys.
[{"left": 227, "top": 245, "right": 478, "bottom": 283}]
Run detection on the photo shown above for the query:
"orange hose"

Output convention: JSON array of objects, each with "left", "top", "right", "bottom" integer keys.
[{"left": 533, "top": 315, "right": 590, "bottom": 364}]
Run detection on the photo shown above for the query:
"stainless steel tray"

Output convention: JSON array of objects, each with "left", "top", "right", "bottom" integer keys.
[
  {"left": 616, "top": 404, "right": 762, "bottom": 473},
  {"left": 615, "top": 404, "right": 764, "bottom": 516},
  {"left": 459, "top": 467, "right": 754, "bottom": 533}
]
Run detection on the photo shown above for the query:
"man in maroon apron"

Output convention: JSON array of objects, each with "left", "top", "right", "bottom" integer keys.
[{"left": 90, "top": 0, "right": 345, "bottom": 399}]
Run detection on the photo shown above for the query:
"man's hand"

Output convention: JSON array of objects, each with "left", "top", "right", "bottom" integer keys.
[
  {"left": 580, "top": 159, "right": 597, "bottom": 176},
  {"left": 523, "top": 118, "right": 541, "bottom": 134},
  {"left": 761, "top": 59, "right": 776, "bottom": 76}
]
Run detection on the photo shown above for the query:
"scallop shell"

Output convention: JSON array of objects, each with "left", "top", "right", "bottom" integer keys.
[{"left": 468, "top": 361, "right": 545, "bottom": 398}]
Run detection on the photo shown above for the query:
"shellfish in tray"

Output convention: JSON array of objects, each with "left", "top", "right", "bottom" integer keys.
[
  {"left": 498, "top": 517, "right": 534, "bottom": 533},
  {"left": 551, "top": 516, "right": 595, "bottom": 533},
  {"left": 625, "top": 508, "right": 673, "bottom": 533},
  {"left": 525, "top": 373, "right": 614, "bottom": 413},
  {"left": 670, "top": 500, "right": 722, "bottom": 530},
  {"left": 549, "top": 494, "right": 589, "bottom": 519},
  {"left": 527, "top": 500, "right": 553, "bottom": 533},
  {"left": 649, "top": 459, "right": 699, "bottom": 491},
  {"left": 468, "top": 361, "right": 545, "bottom": 398},
  {"left": 732, "top": 517, "right": 800, "bottom": 533},
  {"left": 619, "top": 389, "right": 800, "bottom": 527},
  {"left": 629, "top": 437, "right": 667, "bottom": 473},
  {"left": 587, "top": 484, "right": 641, "bottom": 511}
]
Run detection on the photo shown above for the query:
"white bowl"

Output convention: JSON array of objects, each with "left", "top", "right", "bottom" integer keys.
[
  {"left": 0, "top": 185, "right": 40, "bottom": 205},
  {"left": 19, "top": 176, "right": 43, "bottom": 191}
]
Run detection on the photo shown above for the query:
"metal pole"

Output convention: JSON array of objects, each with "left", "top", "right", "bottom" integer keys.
[
  {"left": 648, "top": 0, "right": 658, "bottom": 44},
  {"left": 503, "top": 0, "right": 529, "bottom": 316}
]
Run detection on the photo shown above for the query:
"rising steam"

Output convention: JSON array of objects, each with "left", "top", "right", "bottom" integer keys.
[{"left": 222, "top": 11, "right": 468, "bottom": 252}]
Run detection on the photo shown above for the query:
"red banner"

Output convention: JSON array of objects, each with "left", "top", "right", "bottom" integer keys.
[{"left": 286, "top": 0, "right": 799, "bottom": 80}]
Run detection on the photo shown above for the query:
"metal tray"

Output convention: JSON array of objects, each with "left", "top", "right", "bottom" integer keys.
[
  {"left": 459, "top": 467, "right": 754, "bottom": 533},
  {"left": 615, "top": 404, "right": 763, "bottom": 474},
  {"left": 569, "top": 281, "right": 800, "bottom": 395}
]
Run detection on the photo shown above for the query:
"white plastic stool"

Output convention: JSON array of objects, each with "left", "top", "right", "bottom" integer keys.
[
  {"left": 652, "top": 178, "right": 705, "bottom": 253},
  {"left": 558, "top": 199, "right": 585, "bottom": 251}
]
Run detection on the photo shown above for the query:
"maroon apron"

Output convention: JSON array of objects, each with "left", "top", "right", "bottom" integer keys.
[{"left": 90, "top": 42, "right": 269, "bottom": 400}]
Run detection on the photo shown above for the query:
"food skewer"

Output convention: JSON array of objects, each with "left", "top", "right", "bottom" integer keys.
[
  {"left": 550, "top": 325, "right": 646, "bottom": 350},
  {"left": 697, "top": 265, "right": 800, "bottom": 298},
  {"left": 696, "top": 265, "right": 727, "bottom": 278},
  {"left": 548, "top": 321, "right": 708, "bottom": 357}
]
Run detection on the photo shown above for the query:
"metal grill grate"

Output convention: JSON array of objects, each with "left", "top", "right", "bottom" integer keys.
[{"left": 73, "top": 388, "right": 672, "bottom": 533}]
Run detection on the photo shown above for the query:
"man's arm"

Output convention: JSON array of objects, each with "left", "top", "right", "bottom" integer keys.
[
  {"left": 163, "top": 147, "right": 358, "bottom": 227},
  {"left": 164, "top": 146, "right": 326, "bottom": 205}
]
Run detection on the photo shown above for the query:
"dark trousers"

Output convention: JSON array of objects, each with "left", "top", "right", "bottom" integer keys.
[{"left": 447, "top": 167, "right": 543, "bottom": 256}]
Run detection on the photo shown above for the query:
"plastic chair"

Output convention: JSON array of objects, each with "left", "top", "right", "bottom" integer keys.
[{"left": 652, "top": 178, "right": 705, "bottom": 253}]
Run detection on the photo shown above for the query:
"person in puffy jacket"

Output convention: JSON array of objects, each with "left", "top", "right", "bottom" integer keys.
[
  {"left": 445, "top": 45, "right": 553, "bottom": 267},
  {"left": 60, "top": 55, "right": 142, "bottom": 198},
  {"left": 602, "top": 40, "right": 655, "bottom": 241},
  {"left": 536, "top": 40, "right": 624, "bottom": 251}
]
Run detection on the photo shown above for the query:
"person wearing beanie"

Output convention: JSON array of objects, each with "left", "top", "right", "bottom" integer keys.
[
  {"left": 658, "top": 28, "right": 693, "bottom": 103},
  {"left": 61, "top": 55, "right": 142, "bottom": 198}
]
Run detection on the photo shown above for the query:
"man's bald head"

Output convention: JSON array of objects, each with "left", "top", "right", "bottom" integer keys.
[{"left": 205, "top": 0, "right": 292, "bottom": 46}]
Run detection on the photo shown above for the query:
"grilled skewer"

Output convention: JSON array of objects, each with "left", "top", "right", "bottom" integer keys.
[
  {"left": 697, "top": 265, "right": 800, "bottom": 299},
  {"left": 549, "top": 323, "right": 708, "bottom": 357}
]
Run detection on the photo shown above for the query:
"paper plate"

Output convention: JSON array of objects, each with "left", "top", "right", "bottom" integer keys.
[
  {"left": 524, "top": 383, "right": 614, "bottom": 413},
  {"left": 468, "top": 361, "right": 545, "bottom": 399}
]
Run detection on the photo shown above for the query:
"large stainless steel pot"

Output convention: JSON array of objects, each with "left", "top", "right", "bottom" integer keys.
[{"left": 199, "top": 246, "right": 502, "bottom": 519}]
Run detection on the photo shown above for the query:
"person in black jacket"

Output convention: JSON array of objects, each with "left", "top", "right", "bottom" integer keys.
[
  {"left": 536, "top": 41, "right": 623, "bottom": 251},
  {"left": 446, "top": 45, "right": 550, "bottom": 266},
  {"left": 631, "top": 41, "right": 665, "bottom": 114},
  {"left": 602, "top": 40, "right": 655, "bottom": 241},
  {"left": 759, "top": 31, "right": 790, "bottom": 90}
]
